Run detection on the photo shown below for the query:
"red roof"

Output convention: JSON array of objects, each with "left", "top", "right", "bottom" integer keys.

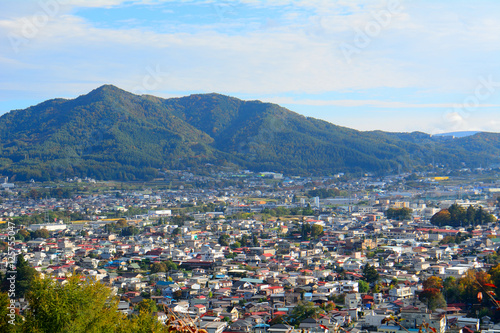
[
  {"left": 345, "top": 272, "right": 363, "bottom": 278},
  {"left": 416, "top": 228, "right": 461, "bottom": 234},
  {"left": 446, "top": 307, "right": 462, "bottom": 312}
]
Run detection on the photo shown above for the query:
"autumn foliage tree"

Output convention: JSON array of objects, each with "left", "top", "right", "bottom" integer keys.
[
  {"left": 419, "top": 276, "right": 446, "bottom": 311},
  {"left": 457, "top": 269, "right": 493, "bottom": 306},
  {"left": 430, "top": 209, "right": 451, "bottom": 227},
  {"left": 423, "top": 276, "right": 443, "bottom": 290}
]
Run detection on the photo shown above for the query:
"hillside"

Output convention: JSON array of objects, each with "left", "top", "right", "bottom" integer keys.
[{"left": 0, "top": 85, "right": 499, "bottom": 181}]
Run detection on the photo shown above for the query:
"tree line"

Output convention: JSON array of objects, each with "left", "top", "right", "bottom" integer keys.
[{"left": 430, "top": 203, "right": 496, "bottom": 228}]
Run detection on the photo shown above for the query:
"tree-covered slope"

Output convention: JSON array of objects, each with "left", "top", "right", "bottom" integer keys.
[{"left": 1, "top": 85, "right": 500, "bottom": 181}]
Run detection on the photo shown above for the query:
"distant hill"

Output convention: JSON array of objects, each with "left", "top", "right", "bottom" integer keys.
[{"left": 1, "top": 85, "right": 500, "bottom": 181}]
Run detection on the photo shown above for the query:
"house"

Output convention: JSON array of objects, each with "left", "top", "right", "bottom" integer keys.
[
  {"left": 445, "top": 266, "right": 469, "bottom": 278},
  {"left": 191, "top": 304, "right": 207, "bottom": 315},
  {"left": 156, "top": 312, "right": 168, "bottom": 325},
  {"left": 229, "top": 319, "right": 253, "bottom": 333},
  {"left": 203, "top": 322, "right": 227, "bottom": 333},
  {"left": 400, "top": 308, "right": 446, "bottom": 333},
  {"left": 345, "top": 293, "right": 361, "bottom": 309},
  {"left": 117, "top": 301, "right": 131, "bottom": 315},
  {"left": 268, "top": 324, "right": 294, "bottom": 333},
  {"left": 267, "top": 286, "right": 285, "bottom": 295},
  {"left": 222, "top": 306, "right": 240, "bottom": 321},
  {"left": 299, "top": 317, "right": 321, "bottom": 329},
  {"left": 388, "top": 286, "right": 412, "bottom": 300},
  {"left": 297, "top": 275, "right": 316, "bottom": 285},
  {"left": 317, "top": 315, "right": 338, "bottom": 330},
  {"left": 377, "top": 324, "right": 408, "bottom": 333},
  {"left": 364, "top": 310, "right": 389, "bottom": 328},
  {"left": 171, "top": 301, "right": 190, "bottom": 313}
]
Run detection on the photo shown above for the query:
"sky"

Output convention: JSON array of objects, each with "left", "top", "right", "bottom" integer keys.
[{"left": 1, "top": 0, "right": 500, "bottom": 134}]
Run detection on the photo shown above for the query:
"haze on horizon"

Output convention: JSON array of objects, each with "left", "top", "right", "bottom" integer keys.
[{"left": 1, "top": 0, "right": 500, "bottom": 134}]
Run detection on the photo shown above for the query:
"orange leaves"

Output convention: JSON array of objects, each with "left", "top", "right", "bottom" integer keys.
[{"left": 423, "top": 276, "right": 443, "bottom": 290}]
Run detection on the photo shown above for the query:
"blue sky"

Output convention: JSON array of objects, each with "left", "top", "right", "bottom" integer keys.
[{"left": 1, "top": 0, "right": 500, "bottom": 134}]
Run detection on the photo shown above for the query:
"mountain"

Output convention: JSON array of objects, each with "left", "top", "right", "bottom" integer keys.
[{"left": 1, "top": 85, "right": 500, "bottom": 181}]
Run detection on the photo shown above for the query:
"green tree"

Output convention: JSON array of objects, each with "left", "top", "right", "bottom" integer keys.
[
  {"left": 136, "top": 299, "right": 158, "bottom": 314},
  {"left": 2, "top": 254, "right": 38, "bottom": 298},
  {"left": 23, "top": 275, "right": 128, "bottom": 332},
  {"left": 303, "top": 204, "right": 314, "bottom": 216},
  {"left": 32, "top": 228, "right": 50, "bottom": 239},
  {"left": 386, "top": 207, "right": 412, "bottom": 221},
  {"left": 311, "top": 224, "right": 324, "bottom": 239},
  {"left": 448, "top": 204, "right": 466, "bottom": 226},
  {"left": 0, "top": 291, "right": 21, "bottom": 331},
  {"left": 252, "top": 235, "right": 260, "bottom": 247},
  {"left": 218, "top": 234, "right": 230, "bottom": 246},
  {"left": 466, "top": 205, "right": 476, "bottom": 227},
  {"left": 22, "top": 274, "right": 168, "bottom": 332},
  {"left": 301, "top": 223, "right": 312, "bottom": 239},
  {"left": 443, "top": 276, "right": 460, "bottom": 304},
  {"left": 121, "top": 226, "right": 139, "bottom": 236},
  {"left": 150, "top": 262, "right": 167, "bottom": 274},
  {"left": 362, "top": 264, "right": 380, "bottom": 284},
  {"left": 18, "top": 229, "right": 30, "bottom": 241},
  {"left": 431, "top": 204, "right": 495, "bottom": 228},
  {"left": 419, "top": 288, "right": 446, "bottom": 311},
  {"left": 115, "top": 219, "right": 127, "bottom": 228},
  {"left": 240, "top": 235, "right": 249, "bottom": 247},
  {"left": 173, "top": 289, "right": 182, "bottom": 300},
  {"left": 171, "top": 215, "right": 186, "bottom": 226},
  {"left": 358, "top": 280, "right": 370, "bottom": 293},
  {"left": 104, "top": 223, "right": 116, "bottom": 234},
  {"left": 287, "top": 301, "right": 324, "bottom": 327},
  {"left": 164, "top": 260, "right": 177, "bottom": 272}
]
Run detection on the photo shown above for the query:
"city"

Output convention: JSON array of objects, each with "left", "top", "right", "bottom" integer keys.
[{"left": 2, "top": 167, "right": 500, "bottom": 332}]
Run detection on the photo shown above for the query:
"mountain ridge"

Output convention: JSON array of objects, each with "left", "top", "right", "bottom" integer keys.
[{"left": 0, "top": 85, "right": 499, "bottom": 181}]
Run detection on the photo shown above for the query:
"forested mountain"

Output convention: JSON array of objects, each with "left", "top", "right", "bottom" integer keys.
[{"left": 1, "top": 85, "right": 500, "bottom": 181}]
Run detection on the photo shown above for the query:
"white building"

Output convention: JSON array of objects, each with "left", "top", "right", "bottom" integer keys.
[{"left": 28, "top": 223, "right": 67, "bottom": 232}]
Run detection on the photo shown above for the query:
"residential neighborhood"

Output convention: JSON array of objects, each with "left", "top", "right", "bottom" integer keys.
[{"left": 3, "top": 169, "right": 500, "bottom": 333}]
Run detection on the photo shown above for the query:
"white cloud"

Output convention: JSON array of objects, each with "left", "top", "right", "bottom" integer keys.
[
  {"left": 1, "top": 0, "right": 500, "bottom": 132},
  {"left": 265, "top": 97, "right": 500, "bottom": 109}
]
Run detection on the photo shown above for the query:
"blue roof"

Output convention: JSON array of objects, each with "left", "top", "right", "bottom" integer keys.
[
  {"left": 240, "top": 278, "right": 264, "bottom": 283},
  {"left": 156, "top": 281, "right": 174, "bottom": 286}
]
